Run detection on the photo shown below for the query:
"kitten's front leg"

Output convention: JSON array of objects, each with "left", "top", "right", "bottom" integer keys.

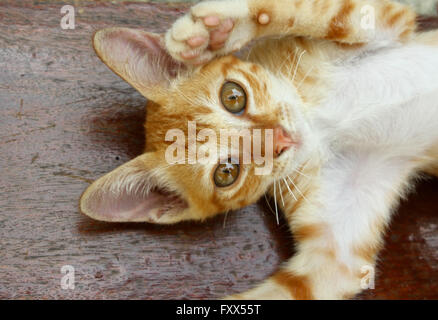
[
  {"left": 166, "top": 0, "right": 417, "bottom": 65},
  {"left": 228, "top": 149, "right": 417, "bottom": 299}
]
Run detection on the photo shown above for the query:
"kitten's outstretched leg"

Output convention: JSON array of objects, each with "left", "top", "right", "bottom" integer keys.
[
  {"left": 228, "top": 149, "right": 417, "bottom": 299},
  {"left": 166, "top": 0, "right": 416, "bottom": 64}
]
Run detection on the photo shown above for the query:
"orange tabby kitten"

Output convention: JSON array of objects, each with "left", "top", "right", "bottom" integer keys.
[{"left": 80, "top": 0, "right": 438, "bottom": 299}]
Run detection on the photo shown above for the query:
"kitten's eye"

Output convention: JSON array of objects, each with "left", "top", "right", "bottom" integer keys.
[
  {"left": 214, "top": 162, "right": 240, "bottom": 188},
  {"left": 220, "top": 81, "right": 246, "bottom": 114}
]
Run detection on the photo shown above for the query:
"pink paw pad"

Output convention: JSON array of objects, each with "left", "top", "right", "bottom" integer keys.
[
  {"left": 179, "top": 15, "right": 236, "bottom": 61},
  {"left": 203, "top": 15, "right": 221, "bottom": 27},
  {"left": 187, "top": 36, "right": 207, "bottom": 48}
]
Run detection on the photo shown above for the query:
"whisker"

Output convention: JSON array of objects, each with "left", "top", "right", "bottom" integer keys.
[
  {"left": 287, "top": 175, "right": 309, "bottom": 203},
  {"left": 302, "top": 159, "right": 311, "bottom": 170},
  {"left": 264, "top": 193, "right": 276, "bottom": 216},
  {"left": 292, "top": 50, "right": 307, "bottom": 84},
  {"left": 296, "top": 66, "right": 314, "bottom": 90},
  {"left": 278, "top": 180, "right": 285, "bottom": 207},
  {"left": 290, "top": 47, "right": 299, "bottom": 73},
  {"left": 292, "top": 167, "right": 311, "bottom": 179},
  {"left": 273, "top": 181, "right": 280, "bottom": 225},
  {"left": 277, "top": 48, "right": 296, "bottom": 76},
  {"left": 245, "top": 44, "right": 255, "bottom": 60},
  {"left": 223, "top": 210, "right": 229, "bottom": 229},
  {"left": 283, "top": 177, "right": 297, "bottom": 201},
  {"left": 286, "top": 51, "right": 297, "bottom": 79},
  {"left": 286, "top": 47, "right": 301, "bottom": 79}
]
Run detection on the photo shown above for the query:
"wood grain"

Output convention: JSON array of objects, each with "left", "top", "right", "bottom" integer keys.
[{"left": 0, "top": 0, "right": 436, "bottom": 299}]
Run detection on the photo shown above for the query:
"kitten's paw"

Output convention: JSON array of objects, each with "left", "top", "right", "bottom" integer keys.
[{"left": 165, "top": 0, "right": 251, "bottom": 65}]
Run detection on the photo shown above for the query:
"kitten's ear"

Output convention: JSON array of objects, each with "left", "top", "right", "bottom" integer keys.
[
  {"left": 80, "top": 153, "right": 189, "bottom": 224},
  {"left": 93, "top": 28, "right": 183, "bottom": 101}
]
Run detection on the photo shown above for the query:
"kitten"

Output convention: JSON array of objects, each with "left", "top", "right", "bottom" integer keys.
[{"left": 80, "top": 0, "right": 438, "bottom": 299}]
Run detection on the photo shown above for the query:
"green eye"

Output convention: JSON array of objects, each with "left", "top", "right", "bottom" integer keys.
[
  {"left": 214, "top": 162, "right": 240, "bottom": 188},
  {"left": 220, "top": 81, "right": 246, "bottom": 114}
]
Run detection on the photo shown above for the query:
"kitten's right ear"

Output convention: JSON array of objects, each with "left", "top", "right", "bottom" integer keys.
[
  {"left": 93, "top": 28, "right": 183, "bottom": 101},
  {"left": 79, "top": 152, "right": 191, "bottom": 224}
]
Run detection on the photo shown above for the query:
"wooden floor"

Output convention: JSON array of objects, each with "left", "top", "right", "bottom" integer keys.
[{"left": 0, "top": 1, "right": 437, "bottom": 299}]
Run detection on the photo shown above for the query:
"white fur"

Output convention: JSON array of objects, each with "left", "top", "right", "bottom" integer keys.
[{"left": 308, "top": 43, "right": 438, "bottom": 269}]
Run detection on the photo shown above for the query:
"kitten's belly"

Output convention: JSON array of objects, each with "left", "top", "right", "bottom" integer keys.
[{"left": 315, "top": 43, "right": 438, "bottom": 153}]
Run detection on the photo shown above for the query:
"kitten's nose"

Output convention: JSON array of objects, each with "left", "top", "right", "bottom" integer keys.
[{"left": 273, "top": 126, "right": 295, "bottom": 158}]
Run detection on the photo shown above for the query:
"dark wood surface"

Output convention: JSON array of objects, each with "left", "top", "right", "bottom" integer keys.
[{"left": 0, "top": 0, "right": 437, "bottom": 299}]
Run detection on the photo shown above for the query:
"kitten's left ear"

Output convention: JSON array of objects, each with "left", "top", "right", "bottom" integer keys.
[{"left": 93, "top": 28, "right": 183, "bottom": 101}]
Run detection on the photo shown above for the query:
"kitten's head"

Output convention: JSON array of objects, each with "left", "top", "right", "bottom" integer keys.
[{"left": 80, "top": 28, "right": 313, "bottom": 224}]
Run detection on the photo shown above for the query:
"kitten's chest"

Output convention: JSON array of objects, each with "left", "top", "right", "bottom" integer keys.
[{"left": 314, "top": 44, "right": 438, "bottom": 150}]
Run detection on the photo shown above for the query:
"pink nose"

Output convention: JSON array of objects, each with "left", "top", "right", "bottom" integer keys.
[{"left": 273, "top": 126, "right": 295, "bottom": 157}]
